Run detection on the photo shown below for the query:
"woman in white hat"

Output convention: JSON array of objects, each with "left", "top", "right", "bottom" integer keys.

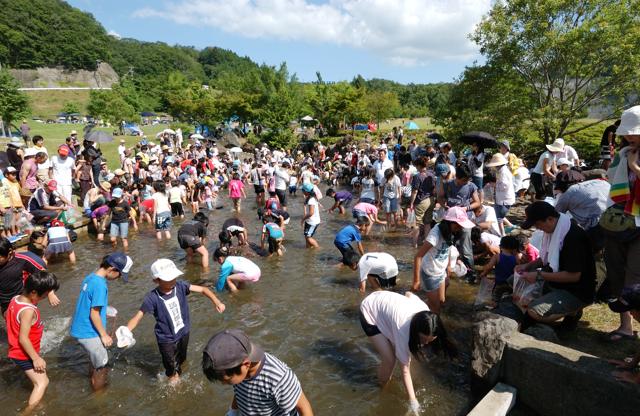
[
  {"left": 530, "top": 141, "right": 561, "bottom": 199},
  {"left": 486, "top": 153, "right": 515, "bottom": 235},
  {"left": 603, "top": 105, "right": 640, "bottom": 342}
]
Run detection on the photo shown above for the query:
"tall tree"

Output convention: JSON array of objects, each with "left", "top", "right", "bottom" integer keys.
[
  {"left": 0, "top": 69, "right": 30, "bottom": 136},
  {"left": 473, "top": 0, "right": 640, "bottom": 142},
  {"left": 365, "top": 91, "right": 401, "bottom": 128}
]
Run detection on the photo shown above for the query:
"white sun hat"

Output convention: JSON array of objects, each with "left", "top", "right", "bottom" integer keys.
[
  {"left": 485, "top": 153, "right": 508, "bottom": 167},
  {"left": 616, "top": 105, "right": 640, "bottom": 136},
  {"left": 546, "top": 138, "right": 565, "bottom": 152}
]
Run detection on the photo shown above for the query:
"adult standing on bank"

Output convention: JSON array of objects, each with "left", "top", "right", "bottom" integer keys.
[
  {"left": 20, "top": 120, "right": 30, "bottom": 146},
  {"left": 50, "top": 145, "right": 75, "bottom": 204},
  {"left": 602, "top": 106, "right": 640, "bottom": 342}
]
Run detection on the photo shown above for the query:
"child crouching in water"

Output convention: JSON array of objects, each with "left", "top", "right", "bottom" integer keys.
[
  {"left": 44, "top": 219, "right": 76, "bottom": 263},
  {"left": 213, "top": 247, "right": 262, "bottom": 293},
  {"left": 480, "top": 235, "right": 520, "bottom": 303},
  {"left": 125, "top": 259, "right": 225, "bottom": 385},
  {"left": 5, "top": 271, "right": 59, "bottom": 410},
  {"left": 261, "top": 215, "right": 285, "bottom": 256}
]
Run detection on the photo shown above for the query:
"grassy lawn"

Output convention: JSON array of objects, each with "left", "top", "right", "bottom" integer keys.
[
  {"left": 377, "top": 116, "right": 438, "bottom": 132},
  {"left": 25, "top": 89, "right": 91, "bottom": 119},
  {"left": 19, "top": 122, "right": 167, "bottom": 169}
]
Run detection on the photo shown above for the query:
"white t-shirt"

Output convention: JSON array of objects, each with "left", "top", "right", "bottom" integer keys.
[
  {"left": 227, "top": 256, "right": 261, "bottom": 276},
  {"left": 168, "top": 186, "right": 185, "bottom": 204},
  {"left": 50, "top": 155, "right": 75, "bottom": 186},
  {"left": 383, "top": 175, "right": 401, "bottom": 199},
  {"left": 358, "top": 252, "right": 398, "bottom": 282},
  {"left": 360, "top": 291, "right": 429, "bottom": 365},
  {"left": 532, "top": 151, "right": 554, "bottom": 174},
  {"left": 472, "top": 206, "right": 501, "bottom": 236},
  {"left": 480, "top": 232, "right": 501, "bottom": 247},
  {"left": 360, "top": 178, "right": 376, "bottom": 200},
  {"left": 305, "top": 196, "right": 320, "bottom": 225},
  {"left": 274, "top": 168, "right": 290, "bottom": 190},
  {"left": 152, "top": 192, "right": 171, "bottom": 213},
  {"left": 300, "top": 170, "right": 314, "bottom": 184},
  {"left": 555, "top": 145, "right": 579, "bottom": 164},
  {"left": 374, "top": 158, "right": 394, "bottom": 184},
  {"left": 495, "top": 165, "right": 516, "bottom": 206},
  {"left": 468, "top": 152, "right": 485, "bottom": 177},
  {"left": 421, "top": 224, "right": 452, "bottom": 277}
]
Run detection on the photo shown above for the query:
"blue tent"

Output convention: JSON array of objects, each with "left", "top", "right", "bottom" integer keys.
[{"left": 405, "top": 121, "right": 420, "bottom": 130}]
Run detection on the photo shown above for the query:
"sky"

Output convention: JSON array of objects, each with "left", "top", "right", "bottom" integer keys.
[{"left": 67, "top": 0, "right": 492, "bottom": 84}]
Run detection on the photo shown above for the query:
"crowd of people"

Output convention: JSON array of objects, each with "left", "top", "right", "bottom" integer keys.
[{"left": 3, "top": 105, "right": 640, "bottom": 413}]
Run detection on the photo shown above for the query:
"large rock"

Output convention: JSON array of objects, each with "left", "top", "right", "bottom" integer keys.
[
  {"left": 523, "top": 324, "right": 559, "bottom": 343},
  {"left": 471, "top": 312, "right": 519, "bottom": 394},
  {"left": 11, "top": 62, "right": 119, "bottom": 88},
  {"left": 218, "top": 131, "right": 241, "bottom": 148}
]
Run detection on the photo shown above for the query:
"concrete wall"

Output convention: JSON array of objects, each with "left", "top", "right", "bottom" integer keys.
[{"left": 471, "top": 312, "right": 640, "bottom": 416}]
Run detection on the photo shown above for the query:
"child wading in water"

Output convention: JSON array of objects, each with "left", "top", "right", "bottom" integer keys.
[
  {"left": 125, "top": 259, "right": 225, "bottom": 385},
  {"left": 214, "top": 247, "right": 262, "bottom": 293},
  {"left": 152, "top": 180, "right": 172, "bottom": 240},
  {"left": 261, "top": 215, "right": 285, "bottom": 256},
  {"left": 5, "top": 271, "right": 59, "bottom": 410},
  {"left": 301, "top": 183, "right": 321, "bottom": 248},
  {"left": 228, "top": 173, "right": 246, "bottom": 212}
]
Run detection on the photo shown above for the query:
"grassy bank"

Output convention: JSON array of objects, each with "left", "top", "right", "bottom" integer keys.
[{"left": 25, "top": 89, "right": 91, "bottom": 119}]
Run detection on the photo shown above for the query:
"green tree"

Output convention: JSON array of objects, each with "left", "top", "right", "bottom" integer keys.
[
  {"left": 61, "top": 101, "right": 81, "bottom": 114},
  {"left": 365, "top": 91, "right": 400, "bottom": 127},
  {"left": 87, "top": 83, "right": 139, "bottom": 125},
  {"left": 472, "top": 0, "right": 640, "bottom": 142},
  {"left": 0, "top": 69, "right": 30, "bottom": 136}
]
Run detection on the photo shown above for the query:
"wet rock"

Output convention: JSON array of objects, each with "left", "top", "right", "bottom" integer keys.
[
  {"left": 471, "top": 312, "right": 519, "bottom": 393},
  {"left": 523, "top": 324, "right": 559, "bottom": 343}
]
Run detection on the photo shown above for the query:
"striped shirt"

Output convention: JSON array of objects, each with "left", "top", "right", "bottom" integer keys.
[{"left": 233, "top": 352, "right": 302, "bottom": 415}]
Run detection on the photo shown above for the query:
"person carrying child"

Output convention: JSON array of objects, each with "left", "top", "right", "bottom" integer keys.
[
  {"left": 479, "top": 235, "right": 520, "bottom": 304},
  {"left": 326, "top": 188, "right": 353, "bottom": 215},
  {"left": 261, "top": 215, "right": 285, "bottom": 256},
  {"left": 124, "top": 259, "right": 225, "bottom": 385},
  {"left": 5, "top": 271, "right": 59, "bottom": 410},
  {"left": 213, "top": 248, "right": 261, "bottom": 293},
  {"left": 69, "top": 253, "right": 132, "bottom": 391},
  {"left": 44, "top": 219, "right": 75, "bottom": 264}
]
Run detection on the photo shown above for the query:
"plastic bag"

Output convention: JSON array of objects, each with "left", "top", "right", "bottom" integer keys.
[
  {"left": 406, "top": 209, "right": 416, "bottom": 227},
  {"left": 474, "top": 276, "right": 494, "bottom": 307},
  {"left": 512, "top": 272, "right": 543, "bottom": 311}
]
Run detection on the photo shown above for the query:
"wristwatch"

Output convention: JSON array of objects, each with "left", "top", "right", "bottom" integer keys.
[{"left": 536, "top": 268, "right": 543, "bottom": 282}]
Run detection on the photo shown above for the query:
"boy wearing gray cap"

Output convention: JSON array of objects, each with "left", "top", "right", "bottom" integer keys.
[{"left": 202, "top": 329, "right": 314, "bottom": 415}]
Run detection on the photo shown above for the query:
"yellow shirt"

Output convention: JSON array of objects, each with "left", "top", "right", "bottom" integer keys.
[{"left": 3, "top": 179, "right": 23, "bottom": 208}]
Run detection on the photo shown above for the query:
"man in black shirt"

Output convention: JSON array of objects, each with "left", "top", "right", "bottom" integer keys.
[
  {"left": 600, "top": 120, "right": 620, "bottom": 169},
  {"left": 177, "top": 212, "right": 209, "bottom": 269},
  {"left": 517, "top": 202, "right": 596, "bottom": 327}
]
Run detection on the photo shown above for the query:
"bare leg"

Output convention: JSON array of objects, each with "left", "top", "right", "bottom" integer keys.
[
  {"left": 68, "top": 251, "right": 76, "bottom": 264},
  {"left": 367, "top": 275, "right": 383, "bottom": 291},
  {"left": 24, "top": 369, "right": 49, "bottom": 408},
  {"left": 196, "top": 246, "right": 209, "bottom": 269},
  {"left": 425, "top": 282, "right": 446, "bottom": 314},
  {"left": 369, "top": 334, "right": 396, "bottom": 387},
  {"left": 90, "top": 367, "right": 109, "bottom": 391}
]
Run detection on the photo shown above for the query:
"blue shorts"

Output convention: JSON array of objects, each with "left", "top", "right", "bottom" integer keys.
[
  {"left": 155, "top": 212, "right": 172, "bottom": 231},
  {"left": 11, "top": 358, "right": 34, "bottom": 371},
  {"left": 472, "top": 175, "right": 483, "bottom": 190},
  {"left": 304, "top": 222, "right": 319, "bottom": 238},
  {"left": 110, "top": 222, "right": 129, "bottom": 238},
  {"left": 384, "top": 197, "right": 398, "bottom": 213},
  {"left": 352, "top": 209, "right": 367, "bottom": 220},
  {"left": 494, "top": 204, "right": 511, "bottom": 221},
  {"left": 359, "top": 197, "right": 375, "bottom": 205},
  {"left": 420, "top": 269, "right": 445, "bottom": 292}
]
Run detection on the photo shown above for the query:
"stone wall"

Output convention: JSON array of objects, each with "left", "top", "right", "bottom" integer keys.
[
  {"left": 9, "top": 62, "right": 119, "bottom": 88},
  {"left": 471, "top": 312, "right": 640, "bottom": 416}
]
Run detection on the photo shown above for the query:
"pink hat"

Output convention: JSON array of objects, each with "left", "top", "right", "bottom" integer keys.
[{"left": 443, "top": 206, "right": 475, "bottom": 228}]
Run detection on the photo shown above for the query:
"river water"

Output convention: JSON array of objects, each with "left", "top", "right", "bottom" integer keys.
[{"left": 0, "top": 190, "right": 476, "bottom": 415}]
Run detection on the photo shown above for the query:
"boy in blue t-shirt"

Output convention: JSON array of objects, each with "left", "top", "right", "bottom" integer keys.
[
  {"left": 480, "top": 235, "right": 520, "bottom": 303},
  {"left": 326, "top": 188, "right": 353, "bottom": 215},
  {"left": 70, "top": 252, "right": 132, "bottom": 391},
  {"left": 334, "top": 219, "right": 368, "bottom": 266},
  {"left": 125, "top": 259, "right": 225, "bottom": 384}
]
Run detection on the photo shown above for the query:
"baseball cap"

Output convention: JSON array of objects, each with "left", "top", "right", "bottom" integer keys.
[
  {"left": 46, "top": 179, "right": 57, "bottom": 191},
  {"left": 4, "top": 166, "right": 17, "bottom": 175},
  {"left": 58, "top": 145, "right": 69, "bottom": 156},
  {"left": 521, "top": 201, "right": 558, "bottom": 229},
  {"left": 112, "top": 188, "right": 123, "bottom": 198},
  {"left": 106, "top": 252, "right": 133, "bottom": 282},
  {"left": 302, "top": 183, "right": 314, "bottom": 193},
  {"left": 150, "top": 258, "right": 183, "bottom": 281},
  {"left": 442, "top": 206, "right": 475, "bottom": 228},
  {"left": 203, "top": 329, "right": 265, "bottom": 370}
]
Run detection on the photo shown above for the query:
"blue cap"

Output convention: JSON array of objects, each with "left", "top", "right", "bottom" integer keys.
[
  {"left": 106, "top": 252, "right": 133, "bottom": 282},
  {"left": 436, "top": 163, "right": 449, "bottom": 176},
  {"left": 302, "top": 183, "right": 314, "bottom": 193},
  {"left": 112, "top": 188, "right": 123, "bottom": 198}
]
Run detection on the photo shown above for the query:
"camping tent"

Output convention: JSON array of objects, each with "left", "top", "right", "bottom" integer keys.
[
  {"left": 405, "top": 121, "right": 420, "bottom": 130},
  {"left": 301, "top": 115, "right": 314, "bottom": 121}
]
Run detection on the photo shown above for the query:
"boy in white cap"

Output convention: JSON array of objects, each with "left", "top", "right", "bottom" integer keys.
[
  {"left": 202, "top": 328, "right": 314, "bottom": 415},
  {"left": 125, "top": 259, "right": 225, "bottom": 384}
]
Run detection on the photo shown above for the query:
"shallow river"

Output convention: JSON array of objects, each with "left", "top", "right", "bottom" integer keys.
[{"left": 0, "top": 189, "right": 477, "bottom": 415}]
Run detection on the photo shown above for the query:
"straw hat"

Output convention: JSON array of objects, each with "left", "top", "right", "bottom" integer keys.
[
  {"left": 100, "top": 181, "right": 111, "bottom": 192},
  {"left": 546, "top": 138, "right": 565, "bottom": 152},
  {"left": 616, "top": 106, "right": 640, "bottom": 136},
  {"left": 485, "top": 153, "right": 508, "bottom": 167}
]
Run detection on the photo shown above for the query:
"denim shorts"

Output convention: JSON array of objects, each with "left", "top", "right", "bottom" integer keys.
[
  {"left": 494, "top": 204, "right": 511, "bottom": 220},
  {"left": 155, "top": 211, "right": 172, "bottom": 231},
  {"left": 384, "top": 197, "right": 398, "bottom": 213},
  {"left": 420, "top": 269, "right": 445, "bottom": 292},
  {"left": 110, "top": 222, "right": 129, "bottom": 238}
]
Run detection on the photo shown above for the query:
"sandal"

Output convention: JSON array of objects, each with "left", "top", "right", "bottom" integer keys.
[{"left": 606, "top": 330, "right": 639, "bottom": 342}]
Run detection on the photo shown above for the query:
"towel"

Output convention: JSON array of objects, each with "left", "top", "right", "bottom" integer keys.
[
  {"left": 608, "top": 147, "right": 640, "bottom": 219},
  {"left": 540, "top": 212, "right": 572, "bottom": 272}
]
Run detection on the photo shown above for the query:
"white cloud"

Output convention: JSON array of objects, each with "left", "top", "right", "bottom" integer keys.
[
  {"left": 107, "top": 29, "right": 122, "bottom": 39},
  {"left": 133, "top": 0, "right": 491, "bottom": 66}
]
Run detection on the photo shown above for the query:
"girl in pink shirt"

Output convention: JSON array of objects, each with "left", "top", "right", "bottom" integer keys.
[
  {"left": 352, "top": 202, "right": 387, "bottom": 235},
  {"left": 228, "top": 173, "right": 246, "bottom": 212}
]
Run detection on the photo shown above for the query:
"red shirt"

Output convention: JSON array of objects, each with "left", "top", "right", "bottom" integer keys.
[{"left": 6, "top": 296, "right": 43, "bottom": 361}]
